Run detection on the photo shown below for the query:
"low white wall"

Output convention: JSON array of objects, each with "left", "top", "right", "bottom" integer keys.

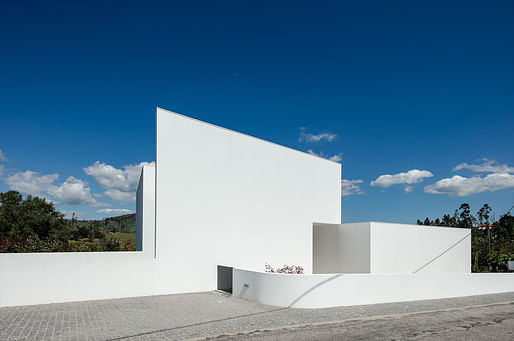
[
  {"left": 233, "top": 268, "right": 514, "bottom": 308},
  {"left": 0, "top": 166, "right": 158, "bottom": 307},
  {"left": 0, "top": 252, "right": 156, "bottom": 307}
]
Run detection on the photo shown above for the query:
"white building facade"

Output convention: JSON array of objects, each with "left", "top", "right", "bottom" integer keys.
[{"left": 0, "top": 108, "right": 512, "bottom": 308}]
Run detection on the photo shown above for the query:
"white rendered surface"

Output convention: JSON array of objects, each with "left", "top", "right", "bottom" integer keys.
[
  {"left": 136, "top": 165, "right": 156, "bottom": 256},
  {"left": 313, "top": 222, "right": 470, "bottom": 274},
  {"left": 154, "top": 108, "right": 341, "bottom": 294},
  {"left": 370, "top": 222, "right": 471, "bottom": 274},
  {"left": 0, "top": 108, "right": 341, "bottom": 306},
  {"left": 0, "top": 252, "right": 156, "bottom": 306},
  {"left": 313, "top": 223, "right": 370, "bottom": 273},
  {"left": 233, "top": 268, "right": 514, "bottom": 308},
  {"left": 1, "top": 165, "right": 158, "bottom": 307},
  {"left": 0, "top": 108, "right": 488, "bottom": 308}
]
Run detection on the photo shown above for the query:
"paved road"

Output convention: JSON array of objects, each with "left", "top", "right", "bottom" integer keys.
[
  {"left": 208, "top": 301, "right": 514, "bottom": 340},
  {"left": 1, "top": 292, "right": 513, "bottom": 340}
]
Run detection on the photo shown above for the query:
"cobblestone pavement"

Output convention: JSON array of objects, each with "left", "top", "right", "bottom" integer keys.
[{"left": 1, "top": 292, "right": 513, "bottom": 341}]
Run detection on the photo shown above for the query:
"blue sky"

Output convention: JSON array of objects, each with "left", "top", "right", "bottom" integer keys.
[{"left": 0, "top": 0, "right": 513, "bottom": 223}]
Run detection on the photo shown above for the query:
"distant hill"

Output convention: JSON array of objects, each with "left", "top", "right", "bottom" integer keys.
[{"left": 68, "top": 214, "right": 136, "bottom": 233}]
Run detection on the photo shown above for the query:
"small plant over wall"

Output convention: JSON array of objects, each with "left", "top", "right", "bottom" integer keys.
[{"left": 265, "top": 263, "right": 304, "bottom": 274}]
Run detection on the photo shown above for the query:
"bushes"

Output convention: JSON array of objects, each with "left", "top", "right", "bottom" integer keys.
[
  {"left": 487, "top": 251, "right": 513, "bottom": 272},
  {"left": 101, "top": 237, "right": 121, "bottom": 251},
  {"left": 0, "top": 234, "right": 66, "bottom": 252},
  {"left": 265, "top": 263, "right": 305, "bottom": 274}
]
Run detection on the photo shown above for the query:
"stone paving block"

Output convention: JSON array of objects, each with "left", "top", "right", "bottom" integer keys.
[{"left": 0, "top": 291, "right": 513, "bottom": 340}]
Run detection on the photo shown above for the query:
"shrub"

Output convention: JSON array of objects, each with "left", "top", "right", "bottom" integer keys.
[
  {"left": 102, "top": 238, "right": 120, "bottom": 251},
  {"left": 265, "top": 263, "right": 304, "bottom": 274}
]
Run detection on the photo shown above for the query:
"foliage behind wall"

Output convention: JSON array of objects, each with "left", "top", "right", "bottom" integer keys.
[
  {"left": 417, "top": 203, "right": 514, "bottom": 272},
  {"left": 0, "top": 191, "right": 136, "bottom": 252}
]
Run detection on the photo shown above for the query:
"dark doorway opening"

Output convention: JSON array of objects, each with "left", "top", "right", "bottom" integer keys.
[{"left": 217, "top": 265, "right": 233, "bottom": 294}]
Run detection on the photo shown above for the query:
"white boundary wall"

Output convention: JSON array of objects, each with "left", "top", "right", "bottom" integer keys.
[
  {"left": 233, "top": 268, "right": 514, "bottom": 308},
  {"left": 1, "top": 108, "right": 509, "bottom": 308},
  {"left": 0, "top": 252, "right": 156, "bottom": 306},
  {"left": 0, "top": 166, "right": 158, "bottom": 307},
  {"left": 313, "top": 222, "right": 470, "bottom": 274}
]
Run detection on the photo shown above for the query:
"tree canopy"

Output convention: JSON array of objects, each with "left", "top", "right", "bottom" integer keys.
[{"left": 417, "top": 203, "right": 514, "bottom": 272}]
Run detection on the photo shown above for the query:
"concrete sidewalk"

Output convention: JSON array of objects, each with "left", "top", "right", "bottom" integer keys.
[{"left": 1, "top": 292, "right": 513, "bottom": 340}]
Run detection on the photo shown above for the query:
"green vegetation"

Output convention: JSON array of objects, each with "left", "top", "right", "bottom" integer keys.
[
  {"left": 0, "top": 191, "right": 136, "bottom": 252},
  {"left": 417, "top": 203, "right": 514, "bottom": 272},
  {"left": 74, "top": 214, "right": 136, "bottom": 233}
]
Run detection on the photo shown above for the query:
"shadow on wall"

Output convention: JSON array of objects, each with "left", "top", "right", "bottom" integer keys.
[
  {"left": 288, "top": 232, "right": 470, "bottom": 307},
  {"left": 412, "top": 232, "right": 471, "bottom": 273},
  {"left": 287, "top": 274, "right": 341, "bottom": 308}
]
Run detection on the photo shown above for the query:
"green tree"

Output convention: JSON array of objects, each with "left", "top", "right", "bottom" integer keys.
[
  {"left": 0, "top": 191, "right": 23, "bottom": 239},
  {"left": 0, "top": 191, "right": 67, "bottom": 252},
  {"left": 417, "top": 203, "right": 514, "bottom": 273},
  {"left": 477, "top": 204, "right": 492, "bottom": 225},
  {"left": 441, "top": 214, "right": 456, "bottom": 227},
  {"left": 457, "top": 203, "right": 475, "bottom": 228}
]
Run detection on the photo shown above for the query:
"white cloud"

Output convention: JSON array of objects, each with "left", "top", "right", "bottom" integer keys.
[
  {"left": 371, "top": 169, "right": 434, "bottom": 188},
  {"left": 299, "top": 128, "right": 337, "bottom": 143},
  {"left": 307, "top": 149, "right": 342, "bottom": 162},
  {"left": 404, "top": 186, "right": 413, "bottom": 193},
  {"left": 0, "top": 149, "right": 6, "bottom": 162},
  {"left": 96, "top": 208, "right": 134, "bottom": 215},
  {"left": 0, "top": 165, "right": 3, "bottom": 176},
  {"left": 84, "top": 161, "right": 154, "bottom": 202},
  {"left": 83, "top": 162, "right": 130, "bottom": 191},
  {"left": 328, "top": 154, "right": 342, "bottom": 162},
  {"left": 104, "top": 189, "right": 136, "bottom": 202},
  {"left": 3, "top": 170, "right": 104, "bottom": 206},
  {"left": 424, "top": 173, "right": 514, "bottom": 197},
  {"left": 341, "top": 179, "right": 364, "bottom": 196},
  {"left": 453, "top": 159, "right": 514, "bottom": 174},
  {"left": 47, "top": 176, "right": 102, "bottom": 206},
  {"left": 4, "top": 170, "right": 59, "bottom": 196}
]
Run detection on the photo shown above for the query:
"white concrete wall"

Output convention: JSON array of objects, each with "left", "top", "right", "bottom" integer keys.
[
  {"left": 154, "top": 108, "right": 341, "bottom": 294},
  {"left": 312, "top": 222, "right": 470, "bottom": 274},
  {"left": 0, "top": 108, "right": 477, "bottom": 308},
  {"left": 313, "top": 223, "right": 370, "bottom": 273},
  {"left": 136, "top": 165, "right": 156, "bottom": 256},
  {"left": 233, "top": 268, "right": 514, "bottom": 308},
  {"left": 0, "top": 164, "right": 159, "bottom": 307},
  {"left": 370, "top": 222, "right": 471, "bottom": 274},
  {"left": 0, "top": 252, "right": 156, "bottom": 306},
  {"left": 0, "top": 108, "right": 341, "bottom": 306}
]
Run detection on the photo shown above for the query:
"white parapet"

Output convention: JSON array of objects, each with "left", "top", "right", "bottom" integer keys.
[{"left": 233, "top": 268, "right": 514, "bottom": 308}]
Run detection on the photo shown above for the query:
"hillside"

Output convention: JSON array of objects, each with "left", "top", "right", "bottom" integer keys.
[{"left": 69, "top": 213, "right": 136, "bottom": 233}]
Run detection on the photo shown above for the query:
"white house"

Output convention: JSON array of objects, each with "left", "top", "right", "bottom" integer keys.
[{"left": 0, "top": 108, "right": 512, "bottom": 308}]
